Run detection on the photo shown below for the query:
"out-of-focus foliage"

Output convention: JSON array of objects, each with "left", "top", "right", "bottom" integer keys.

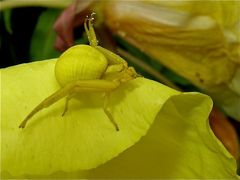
[
  {"left": 0, "top": 7, "right": 45, "bottom": 67},
  {"left": 30, "top": 9, "right": 61, "bottom": 61}
]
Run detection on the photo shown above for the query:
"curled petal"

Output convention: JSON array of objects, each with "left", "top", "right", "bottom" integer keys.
[{"left": 1, "top": 59, "right": 238, "bottom": 178}]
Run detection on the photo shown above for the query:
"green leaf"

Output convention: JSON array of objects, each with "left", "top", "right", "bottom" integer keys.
[
  {"left": 2, "top": 9, "right": 12, "bottom": 34},
  {"left": 30, "top": 9, "right": 61, "bottom": 61},
  {"left": 1, "top": 59, "right": 238, "bottom": 178}
]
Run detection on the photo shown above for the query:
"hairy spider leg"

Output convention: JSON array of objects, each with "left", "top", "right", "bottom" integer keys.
[{"left": 19, "top": 80, "right": 120, "bottom": 129}]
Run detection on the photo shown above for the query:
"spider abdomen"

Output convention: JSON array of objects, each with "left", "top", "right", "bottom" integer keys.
[{"left": 55, "top": 45, "right": 108, "bottom": 87}]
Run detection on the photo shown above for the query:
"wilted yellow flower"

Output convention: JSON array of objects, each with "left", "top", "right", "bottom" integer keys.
[{"left": 103, "top": 0, "right": 240, "bottom": 121}]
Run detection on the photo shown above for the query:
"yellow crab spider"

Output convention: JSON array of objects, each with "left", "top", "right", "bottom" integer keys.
[{"left": 19, "top": 16, "right": 139, "bottom": 131}]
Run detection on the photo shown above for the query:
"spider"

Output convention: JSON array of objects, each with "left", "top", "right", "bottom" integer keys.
[{"left": 19, "top": 15, "right": 140, "bottom": 131}]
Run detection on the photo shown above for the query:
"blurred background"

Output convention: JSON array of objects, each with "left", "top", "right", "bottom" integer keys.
[{"left": 0, "top": 0, "right": 239, "bottom": 163}]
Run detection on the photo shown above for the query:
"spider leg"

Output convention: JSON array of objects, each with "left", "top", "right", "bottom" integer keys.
[
  {"left": 96, "top": 46, "right": 127, "bottom": 66},
  {"left": 84, "top": 14, "right": 98, "bottom": 47},
  {"left": 61, "top": 94, "right": 74, "bottom": 116},
  {"left": 61, "top": 87, "right": 104, "bottom": 116},
  {"left": 19, "top": 80, "right": 120, "bottom": 129},
  {"left": 62, "top": 89, "right": 119, "bottom": 131},
  {"left": 103, "top": 93, "right": 119, "bottom": 131},
  {"left": 19, "top": 84, "right": 74, "bottom": 129}
]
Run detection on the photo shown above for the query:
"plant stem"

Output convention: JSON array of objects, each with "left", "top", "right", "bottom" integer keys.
[
  {"left": 117, "top": 48, "right": 181, "bottom": 91},
  {"left": 0, "top": 0, "right": 72, "bottom": 11}
]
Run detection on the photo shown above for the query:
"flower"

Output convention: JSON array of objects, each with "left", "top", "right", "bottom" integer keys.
[
  {"left": 103, "top": 0, "right": 240, "bottom": 121},
  {"left": 1, "top": 59, "right": 238, "bottom": 178}
]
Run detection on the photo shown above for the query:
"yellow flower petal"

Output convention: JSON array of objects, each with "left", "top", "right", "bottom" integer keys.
[
  {"left": 103, "top": 1, "right": 240, "bottom": 120},
  {"left": 1, "top": 59, "right": 238, "bottom": 178},
  {"left": 1, "top": 59, "right": 177, "bottom": 176}
]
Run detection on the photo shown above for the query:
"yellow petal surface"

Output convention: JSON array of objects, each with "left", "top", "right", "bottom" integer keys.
[
  {"left": 103, "top": 1, "right": 240, "bottom": 121},
  {"left": 1, "top": 59, "right": 238, "bottom": 178},
  {"left": 1, "top": 59, "right": 178, "bottom": 176}
]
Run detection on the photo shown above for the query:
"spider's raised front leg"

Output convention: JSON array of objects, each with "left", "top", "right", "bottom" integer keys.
[
  {"left": 84, "top": 16, "right": 128, "bottom": 69},
  {"left": 19, "top": 80, "right": 120, "bottom": 129},
  {"left": 84, "top": 14, "right": 98, "bottom": 47}
]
